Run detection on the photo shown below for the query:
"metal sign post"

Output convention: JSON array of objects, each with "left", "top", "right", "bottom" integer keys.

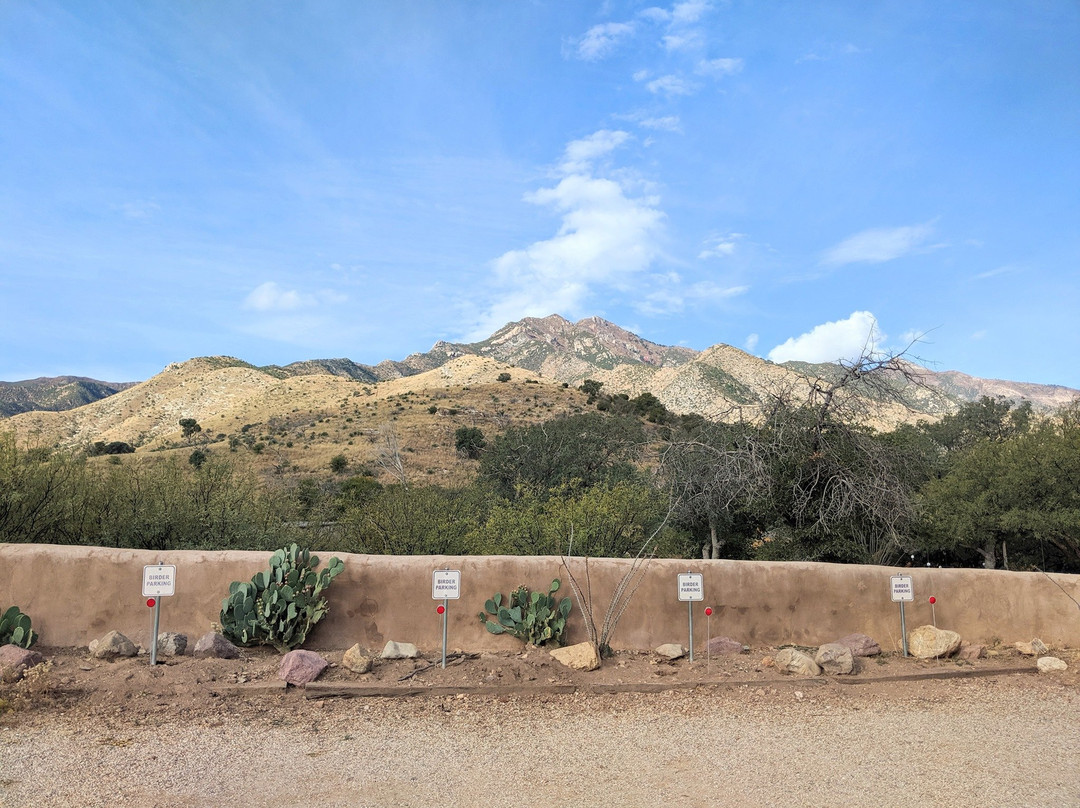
[
  {"left": 704, "top": 606, "right": 713, "bottom": 671},
  {"left": 677, "top": 572, "right": 704, "bottom": 662},
  {"left": 432, "top": 569, "right": 461, "bottom": 669},
  {"left": 142, "top": 563, "right": 176, "bottom": 666},
  {"left": 890, "top": 574, "right": 914, "bottom": 657}
]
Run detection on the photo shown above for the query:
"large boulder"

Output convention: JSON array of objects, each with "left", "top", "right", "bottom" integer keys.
[
  {"left": 279, "top": 650, "right": 329, "bottom": 685},
  {"left": 380, "top": 641, "right": 419, "bottom": 660},
  {"left": 908, "top": 625, "right": 962, "bottom": 659},
  {"left": 834, "top": 633, "right": 881, "bottom": 657},
  {"left": 814, "top": 643, "right": 855, "bottom": 675},
  {"left": 0, "top": 645, "right": 45, "bottom": 683},
  {"left": 89, "top": 631, "right": 137, "bottom": 660},
  {"left": 549, "top": 642, "right": 600, "bottom": 672},
  {"left": 193, "top": 632, "right": 241, "bottom": 659},
  {"left": 704, "top": 636, "right": 749, "bottom": 656},
  {"left": 774, "top": 648, "right": 821, "bottom": 677}
]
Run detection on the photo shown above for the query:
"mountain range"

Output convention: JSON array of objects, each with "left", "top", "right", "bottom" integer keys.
[{"left": 2, "top": 316, "right": 1077, "bottom": 468}]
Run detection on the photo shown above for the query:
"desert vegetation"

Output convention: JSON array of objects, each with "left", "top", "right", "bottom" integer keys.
[{"left": 1, "top": 372, "right": 1078, "bottom": 572}]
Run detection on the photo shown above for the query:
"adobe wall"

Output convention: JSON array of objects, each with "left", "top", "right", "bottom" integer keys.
[{"left": 2, "top": 543, "right": 1078, "bottom": 653}]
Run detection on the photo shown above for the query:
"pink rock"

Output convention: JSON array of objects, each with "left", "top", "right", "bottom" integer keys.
[
  {"left": 0, "top": 644, "right": 44, "bottom": 683},
  {"left": 835, "top": 633, "right": 881, "bottom": 657},
  {"left": 279, "top": 650, "right": 328, "bottom": 685},
  {"left": 704, "top": 636, "right": 749, "bottom": 656}
]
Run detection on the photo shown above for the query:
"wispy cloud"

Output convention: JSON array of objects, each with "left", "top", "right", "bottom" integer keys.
[
  {"left": 639, "top": 115, "right": 683, "bottom": 132},
  {"left": 820, "top": 222, "right": 936, "bottom": 266},
  {"left": 973, "top": 264, "right": 1020, "bottom": 280},
  {"left": 643, "top": 73, "right": 697, "bottom": 96},
  {"left": 699, "top": 232, "right": 745, "bottom": 259},
  {"left": 572, "top": 21, "right": 636, "bottom": 61},
  {"left": 558, "top": 129, "right": 631, "bottom": 174},
  {"left": 696, "top": 57, "right": 743, "bottom": 77},
  {"left": 744, "top": 333, "right": 759, "bottom": 352},
  {"left": 467, "top": 131, "right": 665, "bottom": 338},
  {"left": 768, "top": 311, "right": 883, "bottom": 363},
  {"left": 243, "top": 281, "right": 345, "bottom": 312},
  {"left": 634, "top": 274, "right": 747, "bottom": 315}
]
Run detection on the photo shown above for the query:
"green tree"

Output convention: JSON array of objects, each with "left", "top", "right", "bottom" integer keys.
[
  {"left": 478, "top": 413, "right": 644, "bottom": 500},
  {"left": 919, "top": 405, "right": 1080, "bottom": 571},
  {"left": 179, "top": 418, "right": 202, "bottom": 439},
  {"left": 454, "top": 426, "right": 486, "bottom": 460},
  {"left": 329, "top": 453, "right": 348, "bottom": 474}
]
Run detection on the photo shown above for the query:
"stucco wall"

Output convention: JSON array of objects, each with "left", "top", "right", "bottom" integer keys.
[{"left": 2, "top": 543, "right": 1078, "bottom": 653}]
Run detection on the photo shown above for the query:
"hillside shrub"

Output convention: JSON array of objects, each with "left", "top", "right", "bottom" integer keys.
[{"left": 220, "top": 544, "right": 344, "bottom": 652}]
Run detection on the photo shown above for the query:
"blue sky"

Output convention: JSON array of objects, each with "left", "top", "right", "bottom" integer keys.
[{"left": 2, "top": 1, "right": 1078, "bottom": 389}]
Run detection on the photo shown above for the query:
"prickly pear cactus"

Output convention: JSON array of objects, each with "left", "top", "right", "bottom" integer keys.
[
  {"left": 0, "top": 605, "right": 37, "bottom": 649},
  {"left": 477, "top": 579, "right": 572, "bottom": 647},
  {"left": 220, "top": 544, "right": 345, "bottom": 652}
]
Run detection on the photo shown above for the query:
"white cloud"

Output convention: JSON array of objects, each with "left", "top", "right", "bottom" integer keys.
[
  {"left": 821, "top": 223, "right": 935, "bottom": 266},
  {"left": 574, "top": 21, "right": 636, "bottom": 61},
  {"left": 663, "top": 31, "right": 704, "bottom": 52},
  {"left": 467, "top": 131, "right": 665, "bottom": 339},
  {"left": 699, "top": 232, "right": 744, "bottom": 259},
  {"left": 696, "top": 57, "right": 743, "bottom": 77},
  {"left": 558, "top": 129, "right": 631, "bottom": 174},
  {"left": 768, "top": 311, "right": 884, "bottom": 363},
  {"left": 744, "top": 333, "right": 759, "bottom": 352},
  {"left": 644, "top": 74, "right": 697, "bottom": 96},
  {"left": 672, "top": 0, "right": 711, "bottom": 24},
  {"left": 638, "top": 7, "right": 672, "bottom": 24},
  {"left": 690, "top": 281, "right": 748, "bottom": 301},
  {"left": 243, "top": 281, "right": 345, "bottom": 312},
  {"left": 639, "top": 115, "right": 682, "bottom": 132},
  {"left": 633, "top": 275, "right": 746, "bottom": 316}
]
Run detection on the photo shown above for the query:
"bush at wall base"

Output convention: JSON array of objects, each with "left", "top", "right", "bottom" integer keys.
[{"left": 219, "top": 544, "right": 344, "bottom": 653}]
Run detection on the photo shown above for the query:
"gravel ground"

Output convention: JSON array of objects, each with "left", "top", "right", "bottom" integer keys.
[{"left": 2, "top": 672, "right": 1078, "bottom": 807}]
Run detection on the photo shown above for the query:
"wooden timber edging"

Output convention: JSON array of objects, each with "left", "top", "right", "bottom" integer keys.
[{"left": 220, "top": 664, "right": 1040, "bottom": 700}]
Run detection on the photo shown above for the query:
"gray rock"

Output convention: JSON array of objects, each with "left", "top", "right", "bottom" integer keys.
[
  {"left": 156, "top": 632, "right": 188, "bottom": 657},
  {"left": 704, "top": 636, "right": 749, "bottom": 656},
  {"left": 0, "top": 644, "right": 45, "bottom": 683},
  {"left": 815, "top": 642, "right": 855, "bottom": 675},
  {"left": 835, "top": 632, "right": 881, "bottom": 657},
  {"left": 654, "top": 643, "right": 687, "bottom": 660},
  {"left": 380, "top": 640, "right": 420, "bottom": 660},
  {"left": 89, "top": 630, "right": 137, "bottom": 660},
  {"left": 774, "top": 648, "right": 821, "bottom": 677},
  {"left": 549, "top": 641, "right": 601, "bottom": 672},
  {"left": 193, "top": 631, "right": 241, "bottom": 659},
  {"left": 342, "top": 643, "right": 373, "bottom": 674},
  {"left": 279, "top": 650, "right": 329, "bottom": 685},
  {"left": 908, "top": 625, "right": 962, "bottom": 659},
  {"left": 1037, "top": 656, "right": 1067, "bottom": 673}
]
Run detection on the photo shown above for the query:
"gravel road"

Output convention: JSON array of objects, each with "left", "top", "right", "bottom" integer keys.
[{"left": 2, "top": 673, "right": 1078, "bottom": 807}]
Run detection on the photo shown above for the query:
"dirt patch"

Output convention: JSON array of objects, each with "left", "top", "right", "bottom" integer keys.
[{"left": 4, "top": 641, "right": 1074, "bottom": 728}]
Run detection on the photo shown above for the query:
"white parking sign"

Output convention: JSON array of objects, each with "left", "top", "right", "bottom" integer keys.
[
  {"left": 678, "top": 572, "right": 704, "bottom": 602},
  {"left": 142, "top": 564, "right": 176, "bottom": 597},
  {"left": 432, "top": 569, "right": 461, "bottom": 600}
]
